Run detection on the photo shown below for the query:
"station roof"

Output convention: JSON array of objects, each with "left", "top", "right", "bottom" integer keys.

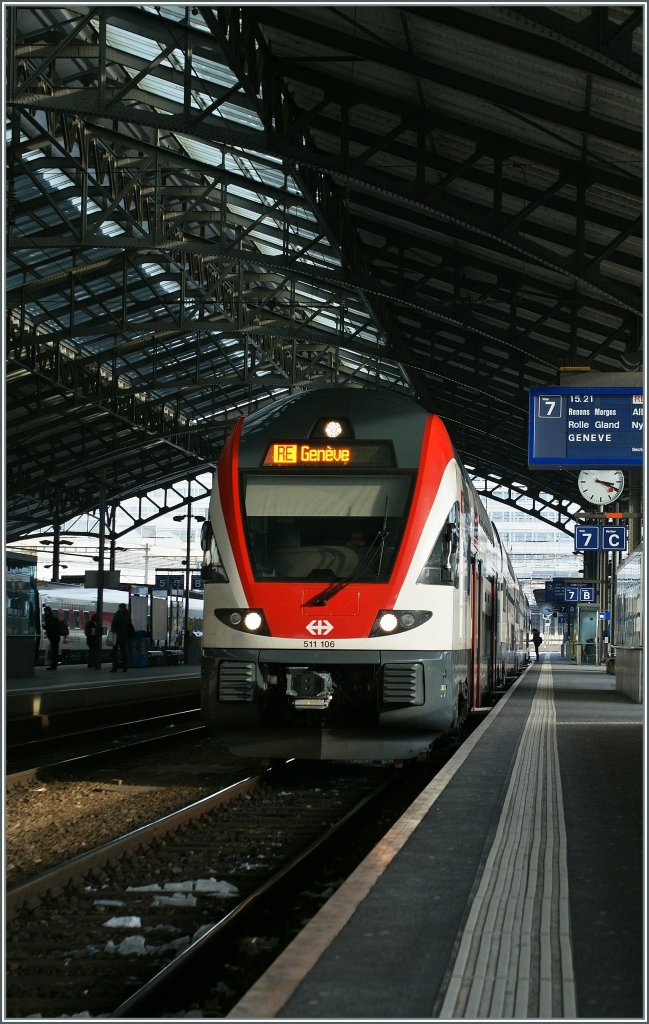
[{"left": 5, "top": 4, "right": 643, "bottom": 542}]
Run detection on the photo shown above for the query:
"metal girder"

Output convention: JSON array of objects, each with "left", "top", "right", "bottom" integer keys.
[
  {"left": 412, "top": 6, "right": 642, "bottom": 86},
  {"left": 248, "top": 6, "right": 642, "bottom": 150},
  {"left": 90, "top": 477, "right": 213, "bottom": 543},
  {"left": 194, "top": 7, "right": 641, "bottom": 390},
  {"left": 20, "top": 475, "right": 213, "bottom": 555},
  {"left": 6, "top": 96, "right": 384, "bottom": 386},
  {"left": 4, "top": 5, "right": 642, "bottom": 544},
  {"left": 8, "top": 104, "right": 640, "bottom": 317},
  {"left": 517, "top": 5, "right": 642, "bottom": 75}
]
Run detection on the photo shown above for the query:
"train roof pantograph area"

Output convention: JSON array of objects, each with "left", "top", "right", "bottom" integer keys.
[{"left": 4, "top": 4, "right": 643, "bottom": 543}]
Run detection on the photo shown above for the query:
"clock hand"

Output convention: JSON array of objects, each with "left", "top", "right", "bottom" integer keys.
[{"left": 594, "top": 478, "right": 618, "bottom": 490}]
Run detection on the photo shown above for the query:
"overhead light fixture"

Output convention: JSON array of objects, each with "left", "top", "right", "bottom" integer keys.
[{"left": 620, "top": 351, "right": 642, "bottom": 371}]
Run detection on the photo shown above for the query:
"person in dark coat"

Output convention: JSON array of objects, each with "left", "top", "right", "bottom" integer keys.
[
  {"left": 531, "top": 628, "right": 543, "bottom": 662},
  {"left": 43, "top": 605, "right": 60, "bottom": 670},
  {"left": 84, "top": 613, "right": 98, "bottom": 667},
  {"left": 110, "top": 602, "right": 133, "bottom": 673}
]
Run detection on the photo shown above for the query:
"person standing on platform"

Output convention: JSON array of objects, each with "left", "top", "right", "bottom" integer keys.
[
  {"left": 531, "top": 627, "right": 543, "bottom": 662},
  {"left": 110, "top": 602, "right": 134, "bottom": 673},
  {"left": 84, "top": 613, "right": 98, "bottom": 668},
  {"left": 43, "top": 605, "right": 60, "bottom": 670}
]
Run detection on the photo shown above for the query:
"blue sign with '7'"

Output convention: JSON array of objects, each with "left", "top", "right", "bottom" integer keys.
[{"left": 575, "top": 525, "right": 600, "bottom": 551}]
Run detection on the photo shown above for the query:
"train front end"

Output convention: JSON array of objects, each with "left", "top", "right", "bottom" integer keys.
[{"left": 200, "top": 387, "right": 465, "bottom": 761}]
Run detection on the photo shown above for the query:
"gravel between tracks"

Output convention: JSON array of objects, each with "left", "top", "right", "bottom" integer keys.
[{"left": 5, "top": 734, "right": 260, "bottom": 886}]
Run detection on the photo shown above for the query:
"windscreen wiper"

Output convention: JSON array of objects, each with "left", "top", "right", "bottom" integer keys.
[
  {"left": 309, "top": 501, "right": 390, "bottom": 607},
  {"left": 309, "top": 524, "right": 388, "bottom": 602}
]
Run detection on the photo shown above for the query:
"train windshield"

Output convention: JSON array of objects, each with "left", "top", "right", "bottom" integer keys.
[{"left": 242, "top": 473, "right": 413, "bottom": 582}]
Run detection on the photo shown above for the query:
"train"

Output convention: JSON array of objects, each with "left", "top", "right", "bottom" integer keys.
[
  {"left": 37, "top": 584, "right": 204, "bottom": 664},
  {"left": 200, "top": 385, "right": 530, "bottom": 762}
]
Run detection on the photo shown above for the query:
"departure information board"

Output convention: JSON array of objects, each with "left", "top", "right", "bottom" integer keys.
[{"left": 528, "top": 387, "right": 643, "bottom": 467}]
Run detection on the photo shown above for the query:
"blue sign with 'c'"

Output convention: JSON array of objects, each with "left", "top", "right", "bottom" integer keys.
[{"left": 602, "top": 526, "right": 627, "bottom": 551}]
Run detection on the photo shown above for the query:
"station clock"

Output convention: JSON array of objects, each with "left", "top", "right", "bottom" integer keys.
[{"left": 577, "top": 469, "right": 625, "bottom": 505}]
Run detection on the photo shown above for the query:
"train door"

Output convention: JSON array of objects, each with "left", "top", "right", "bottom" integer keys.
[
  {"left": 482, "top": 575, "right": 495, "bottom": 697},
  {"left": 470, "top": 558, "right": 479, "bottom": 708},
  {"left": 489, "top": 576, "right": 498, "bottom": 690},
  {"left": 470, "top": 560, "right": 496, "bottom": 708},
  {"left": 470, "top": 559, "right": 485, "bottom": 707}
]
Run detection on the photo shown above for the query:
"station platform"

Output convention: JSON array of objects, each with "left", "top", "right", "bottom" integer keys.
[
  {"left": 228, "top": 655, "right": 644, "bottom": 1021},
  {"left": 6, "top": 660, "right": 201, "bottom": 695},
  {"left": 5, "top": 662, "right": 201, "bottom": 734}
]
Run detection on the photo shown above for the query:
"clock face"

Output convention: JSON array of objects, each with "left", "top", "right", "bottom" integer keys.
[{"left": 577, "top": 469, "right": 625, "bottom": 505}]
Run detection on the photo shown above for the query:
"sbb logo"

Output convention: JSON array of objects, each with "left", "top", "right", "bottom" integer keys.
[{"left": 306, "top": 619, "right": 333, "bottom": 636}]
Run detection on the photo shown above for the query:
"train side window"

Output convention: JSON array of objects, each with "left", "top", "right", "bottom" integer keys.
[
  {"left": 200, "top": 521, "right": 229, "bottom": 583},
  {"left": 417, "top": 502, "right": 460, "bottom": 586}
]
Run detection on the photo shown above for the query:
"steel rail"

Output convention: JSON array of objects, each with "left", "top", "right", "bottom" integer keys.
[
  {"left": 6, "top": 711, "right": 205, "bottom": 784},
  {"left": 111, "top": 770, "right": 399, "bottom": 1018},
  {"left": 6, "top": 771, "right": 269, "bottom": 917}
]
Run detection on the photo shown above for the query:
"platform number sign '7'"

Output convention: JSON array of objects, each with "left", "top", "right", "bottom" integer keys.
[
  {"left": 575, "top": 525, "right": 600, "bottom": 551},
  {"left": 538, "top": 395, "right": 562, "bottom": 418}
]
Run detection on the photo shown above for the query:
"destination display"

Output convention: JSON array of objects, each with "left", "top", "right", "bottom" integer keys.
[
  {"left": 263, "top": 440, "right": 394, "bottom": 467},
  {"left": 545, "top": 579, "right": 567, "bottom": 602},
  {"left": 528, "top": 387, "right": 643, "bottom": 467}
]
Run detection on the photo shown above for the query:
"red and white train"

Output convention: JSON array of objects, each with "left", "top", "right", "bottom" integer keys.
[{"left": 200, "top": 386, "right": 530, "bottom": 761}]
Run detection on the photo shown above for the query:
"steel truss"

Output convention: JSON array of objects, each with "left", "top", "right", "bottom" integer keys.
[{"left": 5, "top": 6, "right": 642, "bottom": 542}]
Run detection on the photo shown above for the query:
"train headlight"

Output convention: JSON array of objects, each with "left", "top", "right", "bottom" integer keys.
[
  {"left": 313, "top": 416, "right": 352, "bottom": 438},
  {"left": 379, "top": 613, "right": 399, "bottom": 633},
  {"left": 370, "top": 610, "right": 432, "bottom": 637},
  {"left": 243, "top": 611, "right": 262, "bottom": 632},
  {"left": 215, "top": 609, "right": 270, "bottom": 635},
  {"left": 325, "top": 419, "right": 343, "bottom": 438}
]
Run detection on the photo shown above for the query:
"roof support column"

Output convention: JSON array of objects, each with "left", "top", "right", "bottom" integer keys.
[{"left": 90, "top": 488, "right": 107, "bottom": 670}]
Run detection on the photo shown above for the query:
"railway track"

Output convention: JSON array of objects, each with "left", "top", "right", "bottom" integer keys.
[
  {"left": 6, "top": 687, "right": 199, "bottom": 746},
  {"left": 6, "top": 708, "right": 205, "bottom": 783},
  {"left": 5, "top": 759, "right": 421, "bottom": 1018}
]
